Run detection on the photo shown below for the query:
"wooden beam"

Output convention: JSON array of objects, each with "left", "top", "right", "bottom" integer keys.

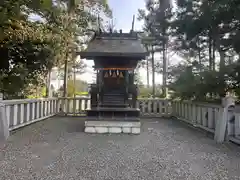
[{"left": 95, "top": 67, "right": 134, "bottom": 70}]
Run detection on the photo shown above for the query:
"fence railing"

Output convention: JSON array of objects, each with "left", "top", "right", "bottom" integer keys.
[
  {"left": 172, "top": 100, "right": 240, "bottom": 144},
  {"left": 172, "top": 101, "right": 221, "bottom": 133},
  {"left": 58, "top": 97, "right": 172, "bottom": 117},
  {"left": 0, "top": 97, "right": 171, "bottom": 133},
  {"left": 3, "top": 98, "right": 59, "bottom": 131},
  {"left": 1, "top": 97, "right": 240, "bottom": 145}
]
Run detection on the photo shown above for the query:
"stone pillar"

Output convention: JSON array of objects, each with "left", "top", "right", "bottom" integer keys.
[
  {"left": 0, "top": 98, "right": 9, "bottom": 141},
  {"left": 214, "top": 96, "right": 235, "bottom": 143},
  {"left": 234, "top": 106, "right": 240, "bottom": 138}
]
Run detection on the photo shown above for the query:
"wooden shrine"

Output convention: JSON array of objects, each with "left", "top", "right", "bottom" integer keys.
[{"left": 79, "top": 29, "right": 148, "bottom": 134}]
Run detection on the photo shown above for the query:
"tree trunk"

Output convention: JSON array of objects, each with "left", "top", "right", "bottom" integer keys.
[
  {"left": 45, "top": 77, "right": 49, "bottom": 98},
  {"left": 151, "top": 46, "right": 155, "bottom": 98},
  {"left": 208, "top": 31, "right": 213, "bottom": 70},
  {"left": 162, "top": 41, "right": 167, "bottom": 98},
  {"left": 63, "top": 52, "right": 69, "bottom": 97},
  {"left": 219, "top": 50, "right": 225, "bottom": 71},
  {"left": 197, "top": 37, "right": 202, "bottom": 70},
  {"left": 212, "top": 39, "right": 216, "bottom": 71},
  {"left": 215, "top": 33, "right": 226, "bottom": 97},
  {"left": 73, "top": 54, "right": 76, "bottom": 99},
  {"left": 147, "top": 58, "right": 150, "bottom": 88},
  {"left": 45, "top": 70, "right": 51, "bottom": 97}
]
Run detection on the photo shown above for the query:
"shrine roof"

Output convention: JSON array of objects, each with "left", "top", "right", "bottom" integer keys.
[{"left": 78, "top": 31, "right": 148, "bottom": 59}]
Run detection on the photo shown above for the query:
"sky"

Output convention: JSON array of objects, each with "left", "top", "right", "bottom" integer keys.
[
  {"left": 108, "top": 0, "right": 145, "bottom": 32},
  {"left": 79, "top": 0, "right": 166, "bottom": 85},
  {"left": 35, "top": 0, "right": 181, "bottom": 86}
]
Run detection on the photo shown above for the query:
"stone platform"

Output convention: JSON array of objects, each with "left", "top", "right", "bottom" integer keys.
[
  {"left": 84, "top": 121, "right": 141, "bottom": 134},
  {"left": 86, "top": 107, "right": 140, "bottom": 118}
]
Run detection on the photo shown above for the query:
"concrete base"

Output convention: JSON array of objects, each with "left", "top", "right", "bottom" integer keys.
[{"left": 84, "top": 121, "right": 141, "bottom": 134}]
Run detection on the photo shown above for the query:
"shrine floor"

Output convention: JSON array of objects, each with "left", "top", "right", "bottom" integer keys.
[{"left": 1, "top": 117, "right": 240, "bottom": 180}]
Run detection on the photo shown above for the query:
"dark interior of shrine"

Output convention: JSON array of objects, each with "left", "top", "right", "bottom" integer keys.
[{"left": 102, "top": 70, "right": 126, "bottom": 88}]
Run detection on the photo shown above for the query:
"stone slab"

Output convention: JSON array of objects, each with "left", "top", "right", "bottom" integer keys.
[
  {"left": 86, "top": 107, "right": 140, "bottom": 112},
  {"left": 86, "top": 117, "right": 140, "bottom": 122},
  {"left": 132, "top": 127, "right": 141, "bottom": 134},
  {"left": 84, "top": 126, "right": 141, "bottom": 134},
  {"left": 122, "top": 127, "right": 131, "bottom": 133},
  {"left": 84, "top": 127, "right": 96, "bottom": 133},
  {"left": 85, "top": 121, "right": 141, "bottom": 127},
  {"left": 95, "top": 127, "right": 109, "bottom": 133},
  {"left": 109, "top": 127, "right": 122, "bottom": 133}
]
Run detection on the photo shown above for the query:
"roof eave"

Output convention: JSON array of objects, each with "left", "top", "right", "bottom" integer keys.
[{"left": 78, "top": 52, "right": 149, "bottom": 59}]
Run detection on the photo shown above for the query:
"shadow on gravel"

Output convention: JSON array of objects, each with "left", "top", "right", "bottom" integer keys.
[{"left": 57, "top": 116, "right": 85, "bottom": 133}]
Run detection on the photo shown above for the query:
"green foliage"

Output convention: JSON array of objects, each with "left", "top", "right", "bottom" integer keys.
[
  {"left": 138, "top": 86, "right": 152, "bottom": 98},
  {"left": 168, "top": 0, "right": 240, "bottom": 101},
  {"left": 0, "top": 0, "right": 111, "bottom": 99},
  {"left": 75, "top": 91, "right": 88, "bottom": 96},
  {"left": 0, "top": 18, "right": 55, "bottom": 98},
  {"left": 168, "top": 62, "right": 239, "bottom": 101},
  {"left": 138, "top": 85, "right": 162, "bottom": 98},
  {"left": 139, "top": 0, "right": 240, "bottom": 101},
  {"left": 67, "top": 79, "right": 88, "bottom": 97},
  {"left": 26, "top": 86, "right": 46, "bottom": 99},
  {"left": 67, "top": 79, "right": 75, "bottom": 97}
]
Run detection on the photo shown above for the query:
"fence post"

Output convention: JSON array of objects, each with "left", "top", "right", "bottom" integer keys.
[
  {"left": 171, "top": 100, "right": 176, "bottom": 117},
  {"left": 234, "top": 106, "right": 240, "bottom": 138},
  {"left": 0, "top": 99, "right": 9, "bottom": 141},
  {"left": 214, "top": 96, "right": 235, "bottom": 143}
]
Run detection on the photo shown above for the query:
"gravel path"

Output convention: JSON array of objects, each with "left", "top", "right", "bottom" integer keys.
[{"left": 1, "top": 117, "right": 240, "bottom": 180}]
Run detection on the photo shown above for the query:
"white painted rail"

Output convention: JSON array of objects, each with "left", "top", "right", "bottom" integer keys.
[
  {"left": 58, "top": 97, "right": 172, "bottom": 117},
  {"left": 3, "top": 98, "right": 59, "bottom": 131},
  {"left": 172, "top": 101, "right": 221, "bottom": 133},
  {"left": 229, "top": 106, "right": 240, "bottom": 144},
  {"left": 1, "top": 97, "right": 240, "bottom": 145},
  {"left": 137, "top": 98, "right": 171, "bottom": 117},
  {"left": 0, "top": 97, "right": 171, "bottom": 135},
  {"left": 172, "top": 100, "right": 240, "bottom": 144},
  {"left": 58, "top": 97, "right": 91, "bottom": 116}
]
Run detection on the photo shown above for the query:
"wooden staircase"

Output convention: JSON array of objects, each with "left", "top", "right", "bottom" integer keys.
[{"left": 100, "top": 89, "right": 128, "bottom": 108}]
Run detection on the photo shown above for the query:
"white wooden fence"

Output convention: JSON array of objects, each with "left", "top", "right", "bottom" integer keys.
[
  {"left": 171, "top": 101, "right": 221, "bottom": 133},
  {"left": 172, "top": 100, "right": 240, "bottom": 144},
  {"left": 3, "top": 98, "right": 59, "bottom": 131},
  {"left": 1, "top": 97, "right": 240, "bottom": 144},
  {"left": 0, "top": 97, "right": 171, "bottom": 132},
  {"left": 58, "top": 97, "right": 172, "bottom": 117}
]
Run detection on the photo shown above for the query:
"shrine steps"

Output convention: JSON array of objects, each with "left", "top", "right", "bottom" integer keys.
[
  {"left": 86, "top": 107, "right": 140, "bottom": 118},
  {"left": 102, "top": 93, "right": 125, "bottom": 106},
  {"left": 99, "top": 104, "right": 129, "bottom": 108},
  {"left": 85, "top": 107, "right": 141, "bottom": 134},
  {"left": 84, "top": 121, "right": 141, "bottom": 134}
]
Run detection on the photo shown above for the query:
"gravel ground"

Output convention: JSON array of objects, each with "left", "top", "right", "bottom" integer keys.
[{"left": 1, "top": 117, "right": 240, "bottom": 180}]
